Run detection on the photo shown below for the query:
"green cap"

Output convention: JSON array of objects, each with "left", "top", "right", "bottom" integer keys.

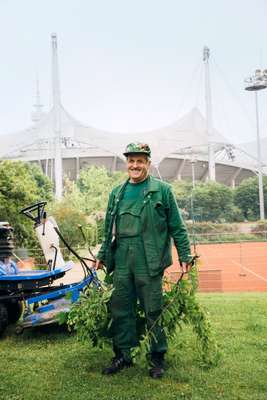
[{"left": 123, "top": 142, "right": 151, "bottom": 157}]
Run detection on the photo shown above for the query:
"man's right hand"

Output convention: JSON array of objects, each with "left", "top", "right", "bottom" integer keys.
[{"left": 93, "top": 259, "right": 104, "bottom": 270}]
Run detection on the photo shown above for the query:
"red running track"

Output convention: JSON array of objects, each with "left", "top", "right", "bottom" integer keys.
[{"left": 165, "top": 242, "right": 267, "bottom": 292}]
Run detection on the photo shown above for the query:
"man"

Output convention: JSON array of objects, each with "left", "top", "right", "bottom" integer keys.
[
  {"left": 0, "top": 223, "right": 18, "bottom": 275},
  {"left": 0, "top": 257, "right": 18, "bottom": 275},
  {"left": 94, "top": 142, "right": 191, "bottom": 378}
]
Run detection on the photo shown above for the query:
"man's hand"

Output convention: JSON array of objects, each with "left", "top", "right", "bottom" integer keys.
[
  {"left": 93, "top": 259, "right": 104, "bottom": 270},
  {"left": 180, "top": 262, "right": 191, "bottom": 274}
]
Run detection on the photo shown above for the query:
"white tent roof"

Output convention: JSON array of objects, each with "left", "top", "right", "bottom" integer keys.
[
  {"left": 1, "top": 106, "right": 234, "bottom": 165},
  {"left": 78, "top": 107, "right": 232, "bottom": 165}
]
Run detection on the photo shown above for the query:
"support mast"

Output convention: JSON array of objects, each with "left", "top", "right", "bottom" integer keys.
[
  {"left": 203, "top": 46, "right": 216, "bottom": 181},
  {"left": 51, "top": 33, "right": 63, "bottom": 200}
]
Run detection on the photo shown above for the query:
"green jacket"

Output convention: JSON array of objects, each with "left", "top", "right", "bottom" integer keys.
[{"left": 97, "top": 176, "right": 191, "bottom": 277}]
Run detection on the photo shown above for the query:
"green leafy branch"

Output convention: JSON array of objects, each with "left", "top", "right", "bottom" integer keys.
[
  {"left": 133, "top": 266, "right": 220, "bottom": 368},
  {"left": 63, "top": 263, "right": 220, "bottom": 368},
  {"left": 63, "top": 284, "right": 113, "bottom": 347}
]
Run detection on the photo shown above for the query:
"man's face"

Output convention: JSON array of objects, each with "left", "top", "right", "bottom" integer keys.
[{"left": 127, "top": 154, "right": 151, "bottom": 183}]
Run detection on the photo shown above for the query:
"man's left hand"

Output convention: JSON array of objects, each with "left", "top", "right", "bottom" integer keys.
[{"left": 180, "top": 262, "right": 191, "bottom": 274}]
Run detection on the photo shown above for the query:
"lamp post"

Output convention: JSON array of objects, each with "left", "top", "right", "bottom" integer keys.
[
  {"left": 191, "top": 154, "right": 197, "bottom": 188},
  {"left": 203, "top": 46, "right": 216, "bottom": 181},
  {"left": 245, "top": 69, "right": 267, "bottom": 220}
]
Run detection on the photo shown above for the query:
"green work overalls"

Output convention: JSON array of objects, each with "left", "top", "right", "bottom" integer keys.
[{"left": 109, "top": 180, "right": 167, "bottom": 360}]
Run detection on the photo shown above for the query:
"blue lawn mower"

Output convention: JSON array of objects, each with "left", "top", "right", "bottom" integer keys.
[{"left": 0, "top": 201, "right": 99, "bottom": 336}]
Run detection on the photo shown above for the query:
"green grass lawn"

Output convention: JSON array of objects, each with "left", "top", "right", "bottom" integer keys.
[{"left": 0, "top": 293, "right": 267, "bottom": 400}]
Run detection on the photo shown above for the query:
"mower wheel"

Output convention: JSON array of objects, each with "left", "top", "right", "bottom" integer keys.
[
  {"left": 0, "top": 303, "right": 8, "bottom": 336},
  {"left": 7, "top": 301, "right": 23, "bottom": 324},
  {"left": 15, "top": 325, "right": 24, "bottom": 335}
]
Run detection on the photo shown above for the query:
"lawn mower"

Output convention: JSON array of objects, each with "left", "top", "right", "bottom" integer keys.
[{"left": 0, "top": 201, "right": 99, "bottom": 336}]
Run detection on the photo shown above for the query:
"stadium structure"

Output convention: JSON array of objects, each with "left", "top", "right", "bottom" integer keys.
[{"left": 0, "top": 34, "right": 263, "bottom": 199}]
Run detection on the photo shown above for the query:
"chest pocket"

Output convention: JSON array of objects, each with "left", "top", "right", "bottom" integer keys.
[
  {"left": 154, "top": 201, "right": 166, "bottom": 217},
  {"left": 117, "top": 212, "right": 141, "bottom": 237},
  {"left": 116, "top": 199, "right": 143, "bottom": 237}
]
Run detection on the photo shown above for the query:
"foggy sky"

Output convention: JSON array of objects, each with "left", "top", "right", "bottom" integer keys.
[{"left": 0, "top": 0, "right": 267, "bottom": 144}]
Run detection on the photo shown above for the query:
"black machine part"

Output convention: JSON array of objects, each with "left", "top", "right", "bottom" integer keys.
[
  {"left": 6, "top": 300, "right": 23, "bottom": 324},
  {"left": 0, "top": 300, "right": 22, "bottom": 336},
  {"left": 0, "top": 302, "right": 8, "bottom": 336},
  {"left": 0, "top": 222, "right": 14, "bottom": 260},
  {"left": 20, "top": 201, "right": 47, "bottom": 226}
]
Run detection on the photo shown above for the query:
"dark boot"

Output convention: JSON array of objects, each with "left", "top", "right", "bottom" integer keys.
[
  {"left": 149, "top": 352, "right": 165, "bottom": 379},
  {"left": 102, "top": 356, "right": 133, "bottom": 375}
]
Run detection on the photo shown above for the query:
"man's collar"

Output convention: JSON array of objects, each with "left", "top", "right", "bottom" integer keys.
[
  {"left": 115, "top": 176, "right": 160, "bottom": 200},
  {"left": 144, "top": 176, "right": 161, "bottom": 194}
]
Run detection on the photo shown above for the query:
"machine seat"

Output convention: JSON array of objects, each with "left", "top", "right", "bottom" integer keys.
[{"left": 0, "top": 262, "right": 74, "bottom": 291}]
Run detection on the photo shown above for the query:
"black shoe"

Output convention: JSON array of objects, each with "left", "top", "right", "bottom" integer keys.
[
  {"left": 149, "top": 353, "right": 165, "bottom": 379},
  {"left": 102, "top": 356, "right": 133, "bottom": 375},
  {"left": 149, "top": 365, "right": 165, "bottom": 379}
]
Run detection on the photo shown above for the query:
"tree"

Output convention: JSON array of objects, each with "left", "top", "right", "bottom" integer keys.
[
  {"left": 70, "top": 166, "right": 127, "bottom": 214},
  {"left": 26, "top": 163, "right": 53, "bottom": 202},
  {"left": 191, "top": 181, "right": 235, "bottom": 222},
  {"left": 0, "top": 160, "right": 53, "bottom": 247},
  {"left": 234, "top": 176, "right": 267, "bottom": 220},
  {"left": 171, "top": 180, "right": 193, "bottom": 219},
  {"left": 50, "top": 203, "right": 88, "bottom": 251},
  {"left": 48, "top": 167, "right": 127, "bottom": 250}
]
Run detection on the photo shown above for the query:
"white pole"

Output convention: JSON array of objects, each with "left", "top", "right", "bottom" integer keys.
[
  {"left": 203, "top": 46, "right": 216, "bottom": 181},
  {"left": 255, "top": 91, "right": 265, "bottom": 220},
  {"left": 51, "top": 33, "right": 63, "bottom": 200},
  {"left": 191, "top": 153, "right": 196, "bottom": 188}
]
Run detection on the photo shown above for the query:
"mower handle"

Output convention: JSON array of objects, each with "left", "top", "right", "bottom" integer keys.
[{"left": 20, "top": 201, "right": 47, "bottom": 225}]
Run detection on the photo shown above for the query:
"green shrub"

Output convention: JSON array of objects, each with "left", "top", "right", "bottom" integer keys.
[{"left": 0, "top": 160, "right": 53, "bottom": 248}]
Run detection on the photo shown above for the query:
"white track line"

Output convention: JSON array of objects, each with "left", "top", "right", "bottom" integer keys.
[{"left": 231, "top": 260, "right": 267, "bottom": 284}]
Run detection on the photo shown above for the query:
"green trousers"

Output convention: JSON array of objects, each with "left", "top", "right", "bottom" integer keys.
[{"left": 110, "top": 237, "right": 167, "bottom": 360}]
